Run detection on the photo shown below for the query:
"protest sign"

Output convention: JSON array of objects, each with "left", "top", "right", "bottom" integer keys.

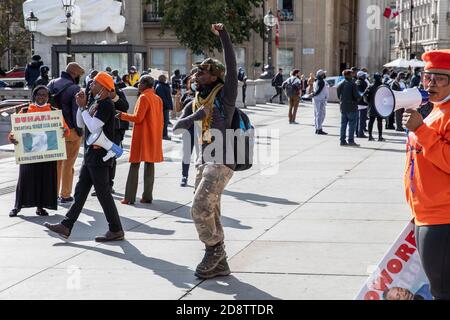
[
  {"left": 11, "top": 110, "right": 67, "bottom": 164},
  {"left": 355, "top": 219, "right": 432, "bottom": 300}
]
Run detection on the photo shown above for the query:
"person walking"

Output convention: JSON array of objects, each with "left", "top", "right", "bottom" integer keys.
[
  {"left": 44, "top": 72, "right": 125, "bottom": 242},
  {"left": 47, "top": 62, "right": 85, "bottom": 203},
  {"left": 402, "top": 49, "right": 450, "bottom": 299},
  {"left": 270, "top": 68, "right": 284, "bottom": 104},
  {"left": 312, "top": 69, "right": 329, "bottom": 134},
  {"left": 173, "top": 23, "right": 237, "bottom": 279},
  {"left": 238, "top": 67, "right": 247, "bottom": 108},
  {"left": 155, "top": 74, "right": 173, "bottom": 140},
  {"left": 25, "top": 55, "right": 43, "bottom": 88},
  {"left": 8, "top": 86, "right": 69, "bottom": 217},
  {"left": 337, "top": 69, "right": 361, "bottom": 147},
  {"left": 118, "top": 75, "right": 164, "bottom": 205},
  {"left": 366, "top": 73, "right": 385, "bottom": 141},
  {"left": 282, "top": 69, "right": 302, "bottom": 124},
  {"left": 91, "top": 84, "right": 129, "bottom": 197}
]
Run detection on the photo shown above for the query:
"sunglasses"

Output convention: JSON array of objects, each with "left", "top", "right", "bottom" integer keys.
[{"left": 421, "top": 72, "right": 450, "bottom": 87}]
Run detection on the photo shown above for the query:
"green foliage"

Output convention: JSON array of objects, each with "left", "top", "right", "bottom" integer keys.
[
  {"left": 0, "top": 0, "right": 29, "bottom": 64},
  {"left": 158, "top": 0, "right": 264, "bottom": 55}
]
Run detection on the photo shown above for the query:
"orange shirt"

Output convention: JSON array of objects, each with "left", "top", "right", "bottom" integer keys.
[
  {"left": 120, "top": 88, "right": 164, "bottom": 163},
  {"left": 405, "top": 100, "right": 450, "bottom": 226}
]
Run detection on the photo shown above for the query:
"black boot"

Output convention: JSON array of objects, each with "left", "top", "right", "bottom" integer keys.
[{"left": 195, "top": 242, "right": 228, "bottom": 279}]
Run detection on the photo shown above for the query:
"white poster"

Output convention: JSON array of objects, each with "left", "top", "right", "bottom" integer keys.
[{"left": 355, "top": 220, "right": 432, "bottom": 300}]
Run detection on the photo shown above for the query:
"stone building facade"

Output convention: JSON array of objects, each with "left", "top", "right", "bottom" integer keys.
[
  {"left": 142, "top": 0, "right": 359, "bottom": 78},
  {"left": 393, "top": 0, "right": 450, "bottom": 59}
]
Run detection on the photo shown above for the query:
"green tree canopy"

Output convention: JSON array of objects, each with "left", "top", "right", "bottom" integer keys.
[
  {"left": 0, "top": 0, "right": 28, "bottom": 68},
  {"left": 156, "top": 0, "right": 264, "bottom": 55}
]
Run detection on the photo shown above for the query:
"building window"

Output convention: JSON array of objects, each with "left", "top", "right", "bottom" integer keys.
[
  {"left": 235, "top": 48, "right": 246, "bottom": 70},
  {"left": 143, "top": 0, "right": 164, "bottom": 22},
  {"left": 276, "top": 48, "right": 294, "bottom": 73},
  {"left": 151, "top": 48, "right": 165, "bottom": 71},
  {"left": 192, "top": 53, "right": 206, "bottom": 65},
  {"left": 277, "top": 0, "right": 294, "bottom": 21},
  {"left": 171, "top": 48, "right": 187, "bottom": 75}
]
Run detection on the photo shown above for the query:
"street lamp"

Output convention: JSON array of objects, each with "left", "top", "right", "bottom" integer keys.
[
  {"left": 62, "top": 0, "right": 75, "bottom": 64},
  {"left": 260, "top": 9, "right": 277, "bottom": 79},
  {"left": 25, "top": 11, "right": 39, "bottom": 56}
]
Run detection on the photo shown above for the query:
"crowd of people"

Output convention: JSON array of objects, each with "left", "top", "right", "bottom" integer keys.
[
  {"left": 269, "top": 63, "right": 434, "bottom": 147},
  {"left": 4, "top": 27, "right": 450, "bottom": 297},
  {"left": 7, "top": 23, "right": 242, "bottom": 281}
]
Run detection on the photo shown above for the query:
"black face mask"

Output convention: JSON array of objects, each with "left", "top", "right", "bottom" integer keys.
[{"left": 74, "top": 76, "right": 80, "bottom": 84}]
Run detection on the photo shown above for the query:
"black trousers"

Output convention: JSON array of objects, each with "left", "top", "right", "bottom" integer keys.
[
  {"left": 395, "top": 108, "right": 405, "bottom": 131},
  {"left": 61, "top": 165, "right": 123, "bottom": 232},
  {"left": 415, "top": 224, "right": 450, "bottom": 299},
  {"left": 182, "top": 129, "right": 195, "bottom": 178},
  {"left": 163, "top": 109, "right": 170, "bottom": 138},
  {"left": 242, "top": 84, "right": 247, "bottom": 106},
  {"left": 271, "top": 87, "right": 283, "bottom": 103},
  {"left": 386, "top": 112, "right": 395, "bottom": 129},
  {"left": 368, "top": 115, "right": 383, "bottom": 138}
]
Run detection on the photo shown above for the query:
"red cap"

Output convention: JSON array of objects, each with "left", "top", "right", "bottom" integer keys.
[{"left": 422, "top": 50, "right": 450, "bottom": 72}]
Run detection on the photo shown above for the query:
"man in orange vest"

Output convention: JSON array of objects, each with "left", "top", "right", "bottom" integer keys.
[{"left": 402, "top": 49, "right": 450, "bottom": 299}]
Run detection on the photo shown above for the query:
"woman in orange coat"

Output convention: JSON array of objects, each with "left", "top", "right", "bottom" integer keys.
[
  {"left": 402, "top": 49, "right": 450, "bottom": 299},
  {"left": 118, "top": 75, "right": 164, "bottom": 204}
]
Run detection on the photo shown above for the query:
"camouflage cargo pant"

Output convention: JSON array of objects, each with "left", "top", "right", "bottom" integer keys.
[{"left": 192, "top": 164, "right": 234, "bottom": 247}]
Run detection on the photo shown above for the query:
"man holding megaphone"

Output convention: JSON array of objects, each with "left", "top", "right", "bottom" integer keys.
[
  {"left": 400, "top": 50, "right": 450, "bottom": 299},
  {"left": 44, "top": 72, "right": 124, "bottom": 242}
]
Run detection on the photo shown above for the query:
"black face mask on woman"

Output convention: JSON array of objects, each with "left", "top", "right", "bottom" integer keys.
[{"left": 74, "top": 76, "right": 80, "bottom": 85}]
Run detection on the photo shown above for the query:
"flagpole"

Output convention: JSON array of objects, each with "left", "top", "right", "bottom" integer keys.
[{"left": 409, "top": 0, "right": 414, "bottom": 59}]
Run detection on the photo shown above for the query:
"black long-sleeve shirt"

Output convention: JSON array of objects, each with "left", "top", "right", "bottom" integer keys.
[{"left": 173, "top": 28, "right": 237, "bottom": 169}]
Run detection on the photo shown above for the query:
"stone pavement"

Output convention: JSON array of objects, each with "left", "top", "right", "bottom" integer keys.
[{"left": 0, "top": 101, "right": 411, "bottom": 300}]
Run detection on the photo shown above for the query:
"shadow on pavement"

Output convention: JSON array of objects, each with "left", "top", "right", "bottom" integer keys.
[
  {"left": 224, "top": 190, "right": 299, "bottom": 207},
  {"left": 196, "top": 275, "right": 281, "bottom": 300},
  {"left": 55, "top": 241, "right": 281, "bottom": 299},
  {"left": 161, "top": 204, "right": 253, "bottom": 230},
  {"left": 55, "top": 240, "right": 196, "bottom": 290},
  {"left": 18, "top": 206, "right": 175, "bottom": 241}
]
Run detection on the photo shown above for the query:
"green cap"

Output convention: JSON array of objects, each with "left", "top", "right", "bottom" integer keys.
[{"left": 193, "top": 58, "right": 225, "bottom": 82}]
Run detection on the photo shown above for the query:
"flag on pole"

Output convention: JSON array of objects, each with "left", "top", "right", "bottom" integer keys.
[{"left": 384, "top": 7, "right": 401, "bottom": 19}]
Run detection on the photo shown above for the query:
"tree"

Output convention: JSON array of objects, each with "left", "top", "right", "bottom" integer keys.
[
  {"left": 155, "top": 0, "right": 264, "bottom": 55},
  {"left": 0, "top": 0, "right": 29, "bottom": 68}
]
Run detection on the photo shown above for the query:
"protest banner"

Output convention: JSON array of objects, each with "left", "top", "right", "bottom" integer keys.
[
  {"left": 11, "top": 110, "right": 67, "bottom": 164},
  {"left": 355, "top": 219, "right": 432, "bottom": 300}
]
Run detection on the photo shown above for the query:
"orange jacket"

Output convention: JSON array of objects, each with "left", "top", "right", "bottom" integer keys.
[
  {"left": 120, "top": 88, "right": 163, "bottom": 163},
  {"left": 405, "top": 100, "right": 450, "bottom": 226}
]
